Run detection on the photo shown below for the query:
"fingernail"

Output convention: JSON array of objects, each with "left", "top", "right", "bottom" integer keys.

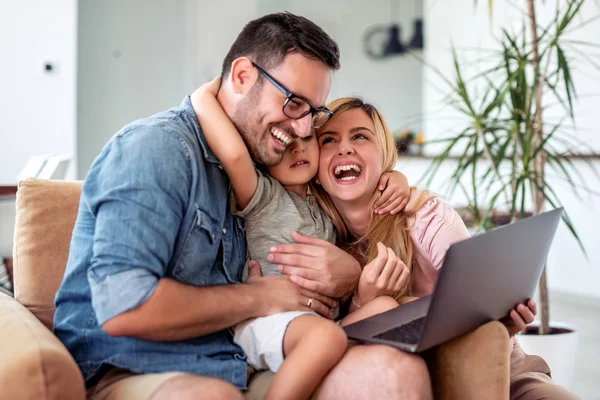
[
  {"left": 379, "top": 185, "right": 384, "bottom": 190},
  {"left": 270, "top": 246, "right": 276, "bottom": 252},
  {"left": 290, "top": 275, "right": 298, "bottom": 283},
  {"left": 267, "top": 254, "right": 273, "bottom": 262}
]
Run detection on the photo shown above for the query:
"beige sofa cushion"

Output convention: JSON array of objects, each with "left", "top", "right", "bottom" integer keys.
[
  {"left": 13, "top": 179, "right": 82, "bottom": 329},
  {"left": 0, "top": 292, "right": 85, "bottom": 399}
]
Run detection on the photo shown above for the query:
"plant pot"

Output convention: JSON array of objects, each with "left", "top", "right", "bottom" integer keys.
[{"left": 517, "top": 321, "right": 579, "bottom": 390}]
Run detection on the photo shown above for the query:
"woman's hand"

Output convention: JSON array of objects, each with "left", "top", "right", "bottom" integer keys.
[
  {"left": 354, "top": 242, "right": 410, "bottom": 306},
  {"left": 500, "top": 299, "right": 537, "bottom": 337},
  {"left": 374, "top": 171, "right": 410, "bottom": 215}
]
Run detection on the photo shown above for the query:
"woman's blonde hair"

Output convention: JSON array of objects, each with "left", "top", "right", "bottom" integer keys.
[{"left": 312, "top": 97, "right": 432, "bottom": 300}]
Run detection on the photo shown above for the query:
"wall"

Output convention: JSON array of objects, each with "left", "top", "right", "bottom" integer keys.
[
  {"left": 77, "top": 0, "right": 199, "bottom": 178},
  {"left": 0, "top": 0, "right": 77, "bottom": 257},
  {"left": 257, "top": 0, "right": 424, "bottom": 134},
  {"left": 195, "top": 0, "right": 259, "bottom": 82},
  {"left": 416, "top": 0, "right": 600, "bottom": 298},
  {"left": 0, "top": 0, "right": 77, "bottom": 184}
]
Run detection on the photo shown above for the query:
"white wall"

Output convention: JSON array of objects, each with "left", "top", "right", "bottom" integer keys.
[
  {"left": 195, "top": 0, "right": 259, "bottom": 82},
  {"left": 257, "top": 0, "right": 424, "bottom": 134},
  {"left": 418, "top": 0, "right": 600, "bottom": 298},
  {"left": 0, "top": 0, "right": 77, "bottom": 184},
  {"left": 77, "top": 0, "right": 199, "bottom": 178},
  {"left": 0, "top": 0, "right": 77, "bottom": 257}
]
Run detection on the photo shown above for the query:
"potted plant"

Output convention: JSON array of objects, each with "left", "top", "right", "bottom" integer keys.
[{"left": 420, "top": 0, "right": 599, "bottom": 389}]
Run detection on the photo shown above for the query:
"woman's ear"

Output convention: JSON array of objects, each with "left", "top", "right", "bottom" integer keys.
[{"left": 229, "top": 57, "right": 258, "bottom": 95}]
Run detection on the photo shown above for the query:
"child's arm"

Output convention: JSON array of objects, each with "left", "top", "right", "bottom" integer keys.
[
  {"left": 190, "top": 78, "right": 257, "bottom": 209},
  {"left": 374, "top": 170, "right": 410, "bottom": 215}
]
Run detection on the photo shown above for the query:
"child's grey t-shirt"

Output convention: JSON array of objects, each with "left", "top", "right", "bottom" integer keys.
[{"left": 233, "top": 169, "right": 337, "bottom": 281}]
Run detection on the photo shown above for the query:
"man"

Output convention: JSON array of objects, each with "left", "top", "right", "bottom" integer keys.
[{"left": 54, "top": 12, "right": 436, "bottom": 399}]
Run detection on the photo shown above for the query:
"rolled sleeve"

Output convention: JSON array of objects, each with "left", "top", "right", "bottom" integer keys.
[
  {"left": 88, "top": 268, "right": 159, "bottom": 325},
  {"left": 84, "top": 127, "right": 191, "bottom": 325}
]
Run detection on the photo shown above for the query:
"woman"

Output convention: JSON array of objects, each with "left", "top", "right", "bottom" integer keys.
[{"left": 271, "top": 97, "right": 577, "bottom": 400}]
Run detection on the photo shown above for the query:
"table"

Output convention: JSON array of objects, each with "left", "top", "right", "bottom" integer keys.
[{"left": 0, "top": 185, "right": 17, "bottom": 200}]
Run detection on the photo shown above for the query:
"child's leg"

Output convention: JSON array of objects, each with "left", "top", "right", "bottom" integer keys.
[
  {"left": 340, "top": 295, "right": 402, "bottom": 327},
  {"left": 265, "top": 314, "right": 347, "bottom": 400}
]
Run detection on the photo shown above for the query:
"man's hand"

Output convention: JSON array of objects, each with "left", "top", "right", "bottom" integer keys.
[
  {"left": 246, "top": 260, "right": 337, "bottom": 319},
  {"left": 354, "top": 242, "right": 409, "bottom": 306},
  {"left": 268, "top": 231, "right": 361, "bottom": 298},
  {"left": 374, "top": 171, "right": 410, "bottom": 215},
  {"left": 500, "top": 299, "right": 537, "bottom": 337}
]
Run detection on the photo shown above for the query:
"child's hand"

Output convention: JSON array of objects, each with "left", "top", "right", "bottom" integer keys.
[
  {"left": 191, "top": 77, "right": 221, "bottom": 113},
  {"left": 199, "top": 76, "right": 221, "bottom": 96},
  {"left": 374, "top": 171, "right": 410, "bottom": 215},
  {"left": 354, "top": 243, "right": 409, "bottom": 306}
]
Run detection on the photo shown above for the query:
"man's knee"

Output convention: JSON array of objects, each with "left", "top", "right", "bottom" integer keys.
[
  {"left": 150, "top": 375, "right": 244, "bottom": 400},
  {"left": 375, "top": 346, "right": 432, "bottom": 398},
  {"left": 327, "top": 345, "right": 432, "bottom": 399}
]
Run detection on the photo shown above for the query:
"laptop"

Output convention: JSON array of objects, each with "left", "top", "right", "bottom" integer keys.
[{"left": 343, "top": 208, "right": 563, "bottom": 353}]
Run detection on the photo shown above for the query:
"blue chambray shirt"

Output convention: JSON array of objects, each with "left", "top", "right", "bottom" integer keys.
[{"left": 53, "top": 97, "right": 248, "bottom": 388}]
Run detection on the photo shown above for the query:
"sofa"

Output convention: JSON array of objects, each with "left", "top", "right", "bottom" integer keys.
[{"left": 0, "top": 178, "right": 512, "bottom": 400}]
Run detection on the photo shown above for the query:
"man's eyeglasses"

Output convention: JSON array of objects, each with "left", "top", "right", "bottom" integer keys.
[{"left": 252, "top": 62, "right": 332, "bottom": 129}]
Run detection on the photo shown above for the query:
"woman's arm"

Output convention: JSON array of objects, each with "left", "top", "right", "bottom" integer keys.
[
  {"left": 190, "top": 79, "right": 257, "bottom": 209},
  {"left": 410, "top": 196, "right": 470, "bottom": 269},
  {"left": 410, "top": 195, "right": 536, "bottom": 336}
]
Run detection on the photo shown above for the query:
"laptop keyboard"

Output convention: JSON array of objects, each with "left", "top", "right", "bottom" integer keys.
[{"left": 373, "top": 316, "right": 427, "bottom": 345}]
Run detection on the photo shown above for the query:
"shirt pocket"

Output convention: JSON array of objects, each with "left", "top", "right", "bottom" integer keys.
[
  {"left": 221, "top": 216, "right": 246, "bottom": 283},
  {"left": 172, "top": 207, "right": 222, "bottom": 286}
]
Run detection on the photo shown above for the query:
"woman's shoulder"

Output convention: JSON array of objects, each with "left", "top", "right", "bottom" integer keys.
[
  {"left": 411, "top": 192, "right": 450, "bottom": 221},
  {"left": 407, "top": 192, "right": 470, "bottom": 252}
]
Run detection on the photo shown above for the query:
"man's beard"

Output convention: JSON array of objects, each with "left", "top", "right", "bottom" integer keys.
[{"left": 232, "top": 86, "right": 296, "bottom": 167}]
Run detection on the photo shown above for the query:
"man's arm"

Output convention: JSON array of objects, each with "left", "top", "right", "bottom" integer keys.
[
  {"left": 102, "top": 278, "right": 259, "bottom": 340},
  {"left": 190, "top": 79, "right": 257, "bottom": 209},
  {"left": 84, "top": 125, "right": 332, "bottom": 341},
  {"left": 102, "top": 271, "right": 329, "bottom": 341}
]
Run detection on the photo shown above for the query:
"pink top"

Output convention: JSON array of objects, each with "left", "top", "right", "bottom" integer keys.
[{"left": 409, "top": 197, "right": 470, "bottom": 297}]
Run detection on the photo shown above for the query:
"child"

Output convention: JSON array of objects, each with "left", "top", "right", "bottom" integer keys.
[{"left": 191, "top": 78, "right": 410, "bottom": 400}]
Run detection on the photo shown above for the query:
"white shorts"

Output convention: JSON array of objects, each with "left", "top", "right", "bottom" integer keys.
[{"left": 233, "top": 311, "right": 316, "bottom": 372}]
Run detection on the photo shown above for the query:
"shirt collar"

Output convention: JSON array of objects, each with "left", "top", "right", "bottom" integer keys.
[{"left": 182, "top": 96, "right": 221, "bottom": 165}]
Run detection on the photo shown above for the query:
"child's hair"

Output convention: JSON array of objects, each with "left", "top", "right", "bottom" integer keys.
[{"left": 312, "top": 97, "right": 433, "bottom": 300}]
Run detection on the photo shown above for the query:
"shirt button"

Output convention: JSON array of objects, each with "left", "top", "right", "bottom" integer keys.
[
  {"left": 222, "top": 228, "right": 227, "bottom": 234},
  {"left": 218, "top": 165, "right": 224, "bottom": 170}
]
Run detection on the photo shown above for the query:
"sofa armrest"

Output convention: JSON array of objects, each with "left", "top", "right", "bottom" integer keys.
[
  {"left": 0, "top": 293, "right": 85, "bottom": 400},
  {"left": 426, "top": 321, "right": 512, "bottom": 400}
]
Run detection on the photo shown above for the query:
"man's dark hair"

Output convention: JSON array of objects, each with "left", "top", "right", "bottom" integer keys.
[{"left": 221, "top": 12, "right": 340, "bottom": 79}]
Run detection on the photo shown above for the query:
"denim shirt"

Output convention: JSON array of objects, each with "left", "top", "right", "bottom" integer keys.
[{"left": 53, "top": 97, "right": 248, "bottom": 388}]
